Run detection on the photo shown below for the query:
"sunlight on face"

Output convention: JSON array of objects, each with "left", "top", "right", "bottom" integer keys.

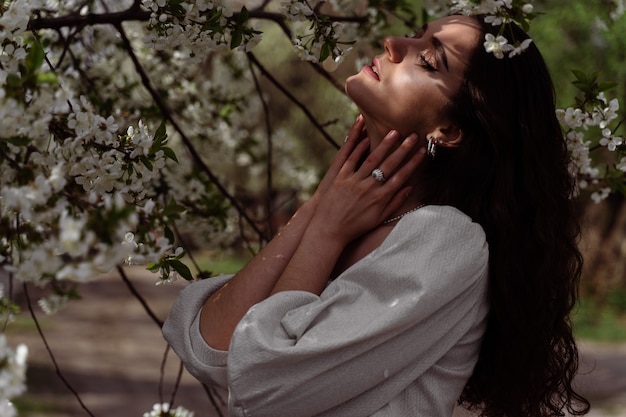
[{"left": 345, "top": 15, "right": 481, "bottom": 144}]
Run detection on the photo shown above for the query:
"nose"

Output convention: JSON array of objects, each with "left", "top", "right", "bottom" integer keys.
[{"left": 384, "top": 36, "right": 406, "bottom": 63}]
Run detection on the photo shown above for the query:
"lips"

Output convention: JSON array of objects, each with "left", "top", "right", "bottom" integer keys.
[{"left": 363, "top": 56, "right": 380, "bottom": 81}]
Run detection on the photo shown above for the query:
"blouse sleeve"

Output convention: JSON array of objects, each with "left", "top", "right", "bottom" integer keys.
[
  {"left": 163, "top": 206, "right": 489, "bottom": 417},
  {"left": 162, "top": 274, "right": 234, "bottom": 386}
]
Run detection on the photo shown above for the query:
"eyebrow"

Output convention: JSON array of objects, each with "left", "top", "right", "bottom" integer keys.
[{"left": 421, "top": 23, "right": 449, "bottom": 72}]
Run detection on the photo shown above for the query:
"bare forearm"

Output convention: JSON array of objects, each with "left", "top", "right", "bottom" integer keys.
[
  {"left": 199, "top": 116, "right": 371, "bottom": 350},
  {"left": 200, "top": 200, "right": 317, "bottom": 350},
  {"left": 270, "top": 224, "right": 345, "bottom": 296}
]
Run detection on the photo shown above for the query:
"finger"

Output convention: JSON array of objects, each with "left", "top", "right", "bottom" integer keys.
[
  {"left": 323, "top": 116, "right": 366, "bottom": 179},
  {"left": 383, "top": 145, "right": 427, "bottom": 189},
  {"left": 342, "top": 114, "right": 365, "bottom": 148},
  {"left": 357, "top": 130, "right": 402, "bottom": 179},
  {"left": 380, "top": 186, "right": 413, "bottom": 220},
  {"left": 374, "top": 133, "right": 421, "bottom": 180},
  {"left": 341, "top": 137, "right": 371, "bottom": 173}
]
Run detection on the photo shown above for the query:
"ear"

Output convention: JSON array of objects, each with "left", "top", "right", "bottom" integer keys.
[{"left": 428, "top": 124, "right": 463, "bottom": 148}]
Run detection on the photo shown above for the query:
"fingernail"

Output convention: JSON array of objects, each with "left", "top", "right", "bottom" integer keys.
[
  {"left": 344, "top": 135, "right": 349, "bottom": 143},
  {"left": 405, "top": 133, "right": 418, "bottom": 143},
  {"left": 356, "top": 114, "right": 363, "bottom": 122},
  {"left": 388, "top": 130, "right": 400, "bottom": 140}
]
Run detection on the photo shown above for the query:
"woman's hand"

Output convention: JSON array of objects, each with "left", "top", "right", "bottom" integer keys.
[
  {"left": 309, "top": 115, "right": 367, "bottom": 206},
  {"left": 269, "top": 129, "right": 426, "bottom": 296},
  {"left": 310, "top": 129, "right": 426, "bottom": 246}
]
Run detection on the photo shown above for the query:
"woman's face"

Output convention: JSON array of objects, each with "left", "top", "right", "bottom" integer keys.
[{"left": 345, "top": 15, "right": 481, "bottom": 143}]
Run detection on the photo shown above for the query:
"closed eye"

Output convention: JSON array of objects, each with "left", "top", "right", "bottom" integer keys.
[{"left": 419, "top": 54, "right": 437, "bottom": 72}]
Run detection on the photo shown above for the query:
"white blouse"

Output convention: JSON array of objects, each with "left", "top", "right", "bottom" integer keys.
[{"left": 163, "top": 205, "right": 490, "bottom": 417}]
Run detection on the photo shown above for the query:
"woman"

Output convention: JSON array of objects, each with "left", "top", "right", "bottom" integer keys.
[{"left": 163, "top": 15, "right": 590, "bottom": 417}]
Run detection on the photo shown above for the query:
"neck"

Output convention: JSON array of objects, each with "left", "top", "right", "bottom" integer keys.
[
  {"left": 381, "top": 202, "right": 427, "bottom": 226},
  {"left": 362, "top": 117, "right": 390, "bottom": 150}
]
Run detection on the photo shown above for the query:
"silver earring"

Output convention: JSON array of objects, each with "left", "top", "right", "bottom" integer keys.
[{"left": 427, "top": 137, "right": 437, "bottom": 159}]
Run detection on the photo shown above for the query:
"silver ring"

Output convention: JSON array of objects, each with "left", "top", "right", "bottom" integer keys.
[{"left": 371, "top": 168, "right": 385, "bottom": 183}]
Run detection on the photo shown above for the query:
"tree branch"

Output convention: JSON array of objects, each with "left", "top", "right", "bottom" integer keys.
[
  {"left": 118, "top": 265, "right": 163, "bottom": 327},
  {"left": 247, "top": 52, "right": 340, "bottom": 150},
  {"left": 28, "top": 3, "right": 150, "bottom": 31},
  {"left": 247, "top": 54, "right": 275, "bottom": 235},
  {"left": 24, "top": 283, "right": 96, "bottom": 417},
  {"left": 114, "top": 22, "right": 268, "bottom": 242}
]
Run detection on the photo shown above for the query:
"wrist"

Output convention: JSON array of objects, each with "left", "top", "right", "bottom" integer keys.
[
  {"left": 307, "top": 213, "right": 352, "bottom": 249},
  {"left": 304, "top": 193, "right": 321, "bottom": 210}
]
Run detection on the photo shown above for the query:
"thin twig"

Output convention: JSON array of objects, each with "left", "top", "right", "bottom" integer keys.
[
  {"left": 117, "top": 265, "right": 163, "bottom": 327},
  {"left": 168, "top": 360, "right": 185, "bottom": 407},
  {"left": 158, "top": 344, "right": 170, "bottom": 405},
  {"left": 23, "top": 283, "right": 96, "bottom": 417},
  {"left": 172, "top": 223, "right": 202, "bottom": 274},
  {"left": 247, "top": 52, "right": 340, "bottom": 150},
  {"left": 247, "top": 54, "right": 275, "bottom": 235},
  {"left": 203, "top": 383, "right": 226, "bottom": 417},
  {"left": 308, "top": 60, "right": 345, "bottom": 93},
  {"left": 114, "top": 22, "right": 268, "bottom": 242}
]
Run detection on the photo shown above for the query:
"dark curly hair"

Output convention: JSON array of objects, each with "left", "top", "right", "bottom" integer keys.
[{"left": 419, "top": 17, "right": 591, "bottom": 417}]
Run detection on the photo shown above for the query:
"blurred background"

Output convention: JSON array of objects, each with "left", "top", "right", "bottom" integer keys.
[{"left": 4, "top": 0, "right": 626, "bottom": 415}]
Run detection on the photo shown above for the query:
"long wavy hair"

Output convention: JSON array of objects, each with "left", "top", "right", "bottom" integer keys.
[{"left": 419, "top": 17, "right": 590, "bottom": 417}]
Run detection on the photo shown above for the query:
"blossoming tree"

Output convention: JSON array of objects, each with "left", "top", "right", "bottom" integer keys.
[{"left": 1, "top": 0, "right": 625, "bottom": 415}]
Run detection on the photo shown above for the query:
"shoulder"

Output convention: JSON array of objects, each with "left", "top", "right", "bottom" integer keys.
[
  {"left": 351, "top": 205, "right": 488, "bottom": 285},
  {"left": 391, "top": 205, "right": 487, "bottom": 250}
]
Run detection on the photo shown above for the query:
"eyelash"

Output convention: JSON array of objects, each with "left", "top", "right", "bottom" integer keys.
[{"left": 419, "top": 54, "right": 436, "bottom": 72}]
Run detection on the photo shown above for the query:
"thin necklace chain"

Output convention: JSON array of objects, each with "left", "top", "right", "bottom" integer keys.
[{"left": 381, "top": 204, "right": 426, "bottom": 225}]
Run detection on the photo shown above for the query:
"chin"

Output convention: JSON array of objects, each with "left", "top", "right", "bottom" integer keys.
[
  {"left": 344, "top": 73, "right": 367, "bottom": 103},
  {"left": 344, "top": 75, "right": 356, "bottom": 99}
]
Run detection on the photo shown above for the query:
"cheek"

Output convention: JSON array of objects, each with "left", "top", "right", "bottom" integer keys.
[{"left": 345, "top": 71, "right": 447, "bottom": 133}]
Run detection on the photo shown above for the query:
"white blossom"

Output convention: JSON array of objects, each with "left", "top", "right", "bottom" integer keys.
[
  {"left": 59, "top": 211, "right": 87, "bottom": 254},
  {"left": 143, "top": 402, "right": 194, "bottom": 417},
  {"left": 599, "top": 130, "right": 623, "bottom": 151},
  {"left": 281, "top": 1, "right": 316, "bottom": 21},
  {"left": 38, "top": 294, "right": 71, "bottom": 315},
  {"left": 484, "top": 14, "right": 503, "bottom": 26},
  {"left": 558, "top": 107, "right": 585, "bottom": 129},
  {"left": 483, "top": 33, "right": 514, "bottom": 59},
  {"left": 610, "top": 0, "right": 625, "bottom": 19},
  {"left": 0, "top": 399, "right": 17, "bottom": 417},
  {"left": 508, "top": 38, "right": 533, "bottom": 58},
  {"left": 591, "top": 187, "right": 611, "bottom": 203},
  {"left": 0, "top": 334, "right": 28, "bottom": 401}
]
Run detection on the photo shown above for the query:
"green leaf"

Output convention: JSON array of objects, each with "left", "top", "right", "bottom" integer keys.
[
  {"left": 163, "top": 198, "right": 186, "bottom": 218},
  {"left": 238, "top": 6, "right": 249, "bottom": 24},
  {"left": 164, "top": 225, "right": 175, "bottom": 243},
  {"left": 571, "top": 69, "right": 588, "bottom": 83},
  {"left": 25, "top": 41, "right": 45, "bottom": 74},
  {"left": 219, "top": 103, "right": 234, "bottom": 119},
  {"left": 161, "top": 146, "right": 178, "bottom": 162},
  {"left": 36, "top": 71, "right": 58, "bottom": 84},
  {"left": 6, "top": 73, "right": 22, "bottom": 88},
  {"left": 154, "top": 120, "right": 167, "bottom": 144},
  {"left": 147, "top": 262, "right": 161, "bottom": 272},
  {"left": 141, "top": 157, "right": 153, "bottom": 171},
  {"left": 203, "top": 8, "right": 223, "bottom": 32},
  {"left": 5, "top": 136, "right": 30, "bottom": 146},
  {"left": 231, "top": 30, "right": 243, "bottom": 49},
  {"left": 168, "top": 259, "right": 193, "bottom": 281},
  {"left": 168, "top": 0, "right": 186, "bottom": 18},
  {"left": 598, "top": 81, "right": 618, "bottom": 92},
  {"left": 320, "top": 42, "right": 331, "bottom": 63}
]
